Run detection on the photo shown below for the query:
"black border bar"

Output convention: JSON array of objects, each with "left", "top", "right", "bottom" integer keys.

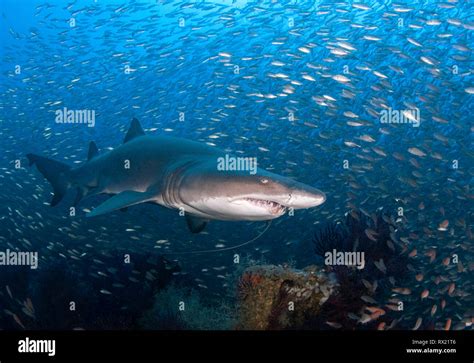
[{"left": 0, "top": 330, "right": 471, "bottom": 361}]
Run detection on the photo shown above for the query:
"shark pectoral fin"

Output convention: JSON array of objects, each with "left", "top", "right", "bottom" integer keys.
[
  {"left": 185, "top": 214, "right": 208, "bottom": 234},
  {"left": 87, "top": 190, "right": 153, "bottom": 217}
]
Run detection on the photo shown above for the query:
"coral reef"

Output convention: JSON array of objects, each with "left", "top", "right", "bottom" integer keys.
[{"left": 236, "top": 264, "right": 337, "bottom": 330}]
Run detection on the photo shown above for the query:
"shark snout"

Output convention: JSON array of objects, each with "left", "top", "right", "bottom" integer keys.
[{"left": 286, "top": 185, "right": 326, "bottom": 209}]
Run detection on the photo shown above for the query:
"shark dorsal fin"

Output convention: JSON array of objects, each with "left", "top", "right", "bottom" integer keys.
[
  {"left": 87, "top": 141, "right": 99, "bottom": 161},
  {"left": 124, "top": 118, "right": 145, "bottom": 143}
]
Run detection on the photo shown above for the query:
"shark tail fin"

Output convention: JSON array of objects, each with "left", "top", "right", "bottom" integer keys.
[{"left": 27, "top": 153, "right": 71, "bottom": 206}]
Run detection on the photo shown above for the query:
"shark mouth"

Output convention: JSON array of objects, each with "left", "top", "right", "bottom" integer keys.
[{"left": 239, "top": 197, "right": 287, "bottom": 215}]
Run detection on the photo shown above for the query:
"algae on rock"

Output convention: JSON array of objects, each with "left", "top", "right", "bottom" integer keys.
[{"left": 236, "top": 264, "right": 337, "bottom": 330}]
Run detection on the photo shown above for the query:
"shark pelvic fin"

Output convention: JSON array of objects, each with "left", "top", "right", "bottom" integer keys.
[
  {"left": 87, "top": 141, "right": 99, "bottom": 161},
  {"left": 87, "top": 190, "right": 154, "bottom": 217},
  {"left": 185, "top": 214, "right": 208, "bottom": 233},
  {"left": 123, "top": 118, "right": 145, "bottom": 143}
]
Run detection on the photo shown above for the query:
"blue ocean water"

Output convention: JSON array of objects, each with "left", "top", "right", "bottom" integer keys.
[{"left": 0, "top": 0, "right": 472, "bottom": 330}]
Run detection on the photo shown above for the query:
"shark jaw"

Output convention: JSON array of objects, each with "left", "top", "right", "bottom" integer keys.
[
  {"left": 230, "top": 197, "right": 287, "bottom": 217},
  {"left": 227, "top": 191, "right": 326, "bottom": 220}
]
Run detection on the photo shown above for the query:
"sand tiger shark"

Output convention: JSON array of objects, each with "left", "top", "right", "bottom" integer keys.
[{"left": 27, "top": 118, "right": 326, "bottom": 233}]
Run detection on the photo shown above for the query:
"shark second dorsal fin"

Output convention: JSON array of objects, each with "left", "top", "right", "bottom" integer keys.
[
  {"left": 124, "top": 118, "right": 145, "bottom": 143},
  {"left": 87, "top": 141, "right": 99, "bottom": 161},
  {"left": 185, "top": 214, "right": 208, "bottom": 233}
]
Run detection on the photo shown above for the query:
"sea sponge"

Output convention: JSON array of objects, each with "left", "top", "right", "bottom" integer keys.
[{"left": 236, "top": 264, "right": 336, "bottom": 330}]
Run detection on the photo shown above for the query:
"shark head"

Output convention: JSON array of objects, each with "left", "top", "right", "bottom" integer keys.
[{"left": 176, "top": 162, "right": 326, "bottom": 221}]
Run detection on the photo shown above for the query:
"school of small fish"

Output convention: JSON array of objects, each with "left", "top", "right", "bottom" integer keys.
[{"left": 0, "top": 0, "right": 472, "bottom": 330}]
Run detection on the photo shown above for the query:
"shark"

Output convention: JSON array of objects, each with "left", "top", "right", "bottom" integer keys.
[{"left": 27, "top": 118, "right": 326, "bottom": 233}]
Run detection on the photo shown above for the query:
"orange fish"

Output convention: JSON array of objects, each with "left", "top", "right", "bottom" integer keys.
[
  {"left": 448, "top": 283, "right": 455, "bottom": 295},
  {"left": 366, "top": 306, "right": 386, "bottom": 315},
  {"left": 392, "top": 287, "right": 412, "bottom": 295},
  {"left": 413, "top": 317, "right": 422, "bottom": 330},
  {"left": 425, "top": 249, "right": 437, "bottom": 263},
  {"left": 438, "top": 220, "right": 449, "bottom": 231},
  {"left": 444, "top": 318, "right": 452, "bottom": 331}
]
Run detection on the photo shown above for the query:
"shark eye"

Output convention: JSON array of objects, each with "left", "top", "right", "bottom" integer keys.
[{"left": 260, "top": 178, "right": 269, "bottom": 184}]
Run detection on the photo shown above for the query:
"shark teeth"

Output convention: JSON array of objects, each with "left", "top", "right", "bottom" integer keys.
[{"left": 241, "top": 198, "right": 286, "bottom": 215}]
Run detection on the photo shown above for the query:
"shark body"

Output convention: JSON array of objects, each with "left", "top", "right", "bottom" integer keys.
[{"left": 27, "top": 119, "right": 326, "bottom": 233}]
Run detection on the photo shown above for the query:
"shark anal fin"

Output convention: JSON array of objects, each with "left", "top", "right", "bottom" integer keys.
[
  {"left": 124, "top": 118, "right": 145, "bottom": 143},
  {"left": 185, "top": 214, "right": 208, "bottom": 233},
  {"left": 87, "top": 141, "right": 99, "bottom": 161},
  {"left": 87, "top": 190, "right": 153, "bottom": 217}
]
